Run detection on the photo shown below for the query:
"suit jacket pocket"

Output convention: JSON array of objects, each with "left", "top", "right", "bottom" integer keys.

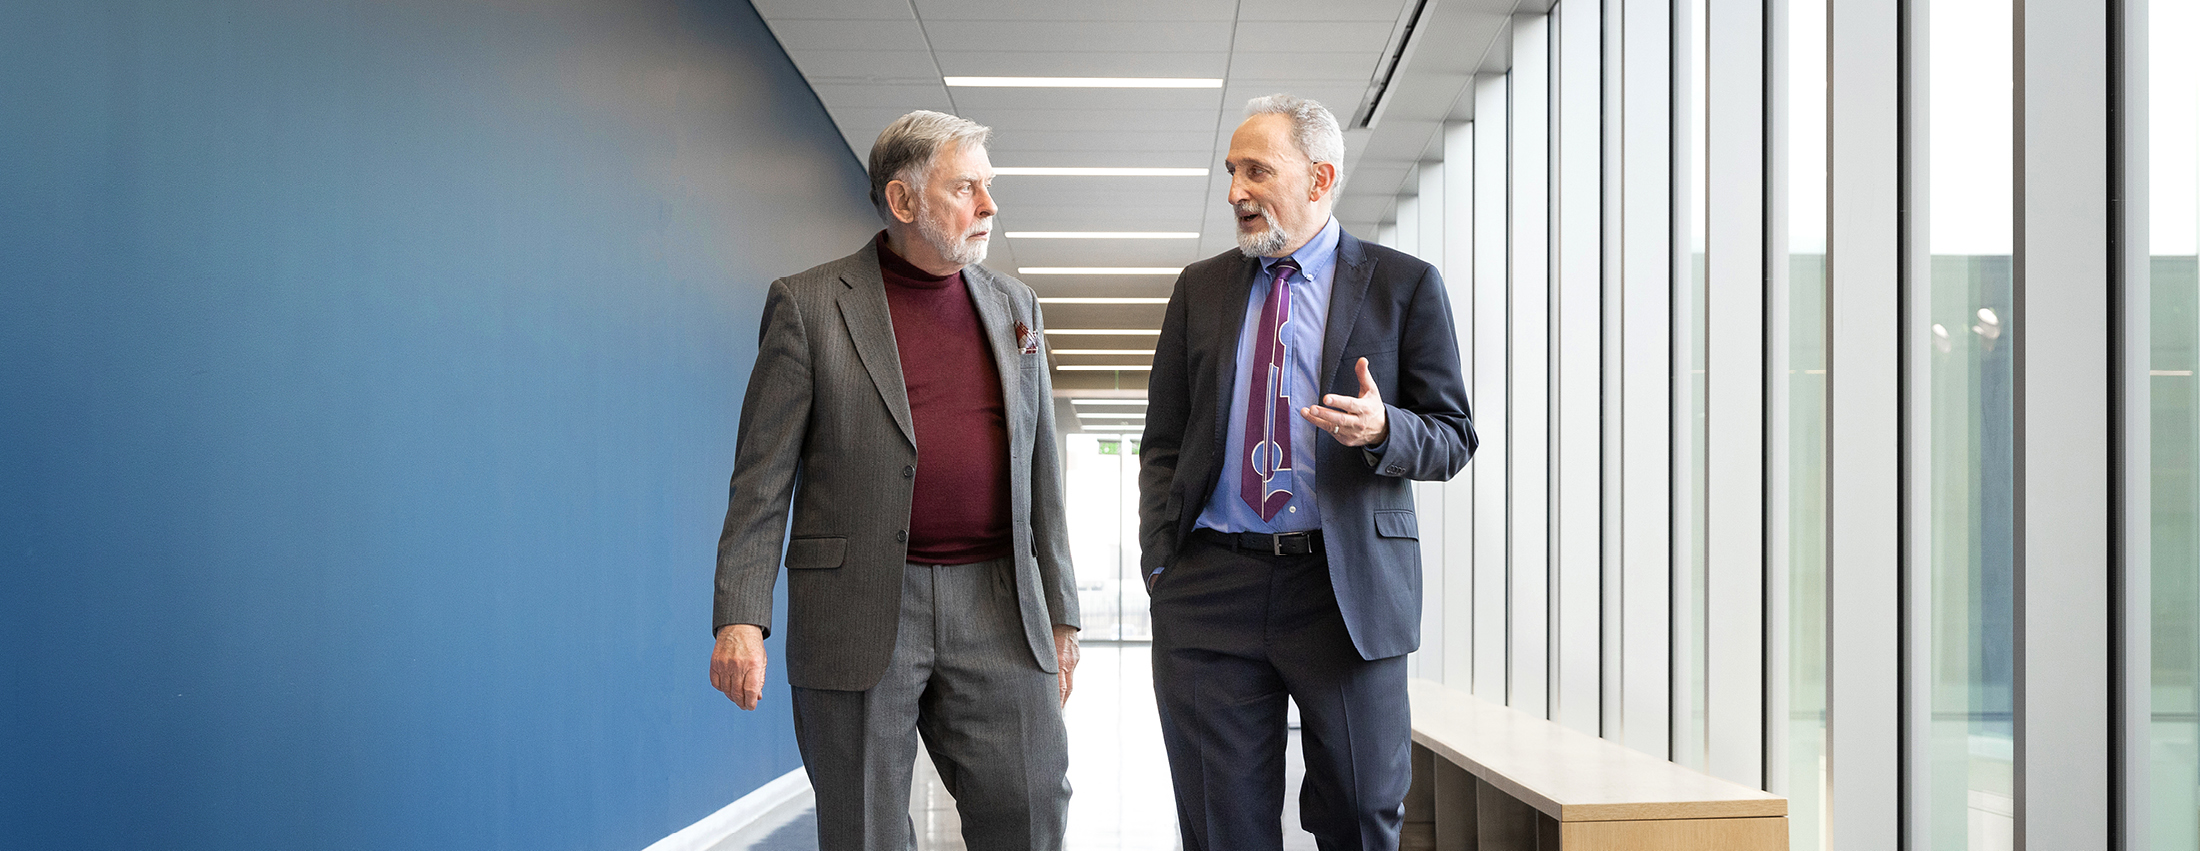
[
  {"left": 1373, "top": 509, "right": 1418, "bottom": 540},
  {"left": 784, "top": 536, "right": 847, "bottom": 569}
]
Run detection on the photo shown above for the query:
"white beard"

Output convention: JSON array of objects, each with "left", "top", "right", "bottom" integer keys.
[
  {"left": 919, "top": 204, "right": 989, "bottom": 267},
  {"left": 1234, "top": 203, "right": 1290, "bottom": 257}
]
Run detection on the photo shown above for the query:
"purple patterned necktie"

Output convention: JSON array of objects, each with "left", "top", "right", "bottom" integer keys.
[{"left": 1240, "top": 258, "right": 1300, "bottom": 521}]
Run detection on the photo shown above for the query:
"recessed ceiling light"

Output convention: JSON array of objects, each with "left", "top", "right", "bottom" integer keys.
[
  {"left": 1006, "top": 232, "right": 1200, "bottom": 239},
  {"left": 1020, "top": 267, "right": 1184, "bottom": 275},
  {"left": 1057, "top": 365, "right": 1156, "bottom": 371},
  {"left": 944, "top": 76, "right": 1223, "bottom": 88},
  {"left": 1038, "top": 298, "right": 1171, "bottom": 305},
  {"left": 993, "top": 167, "right": 1208, "bottom": 177},
  {"left": 1076, "top": 413, "right": 1146, "bottom": 419},
  {"left": 1051, "top": 349, "right": 1157, "bottom": 355},
  {"left": 1044, "top": 328, "right": 1161, "bottom": 335},
  {"left": 1071, "top": 399, "right": 1149, "bottom": 406}
]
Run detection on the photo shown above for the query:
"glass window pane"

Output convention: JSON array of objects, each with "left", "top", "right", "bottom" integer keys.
[
  {"left": 1924, "top": 0, "right": 2015, "bottom": 846},
  {"left": 1786, "top": 0, "right": 1830, "bottom": 845},
  {"left": 2152, "top": 0, "right": 2200, "bottom": 846}
]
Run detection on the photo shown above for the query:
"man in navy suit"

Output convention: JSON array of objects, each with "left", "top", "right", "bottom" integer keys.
[{"left": 1138, "top": 94, "right": 1475, "bottom": 851}]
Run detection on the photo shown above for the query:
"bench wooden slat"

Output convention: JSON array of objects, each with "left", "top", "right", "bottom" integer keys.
[{"left": 1407, "top": 679, "right": 1787, "bottom": 823}]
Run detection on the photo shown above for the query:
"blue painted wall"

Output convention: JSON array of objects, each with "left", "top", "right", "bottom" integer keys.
[{"left": 0, "top": 2, "right": 874, "bottom": 848}]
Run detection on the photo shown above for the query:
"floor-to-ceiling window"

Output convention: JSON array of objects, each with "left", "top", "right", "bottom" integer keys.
[
  {"left": 2153, "top": 0, "right": 2200, "bottom": 845},
  {"left": 1786, "top": 0, "right": 1830, "bottom": 845},
  {"left": 1923, "top": 0, "right": 2016, "bottom": 845},
  {"left": 1064, "top": 427, "right": 1149, "bottom": 641}
]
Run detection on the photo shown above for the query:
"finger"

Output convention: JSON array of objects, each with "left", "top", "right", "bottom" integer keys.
[
  {"left": 1321, "top": 394, "right": 1371, "bottom": 415},
  {"left": 1356, "top": 357, "right": 1381, "bottom": 400}
]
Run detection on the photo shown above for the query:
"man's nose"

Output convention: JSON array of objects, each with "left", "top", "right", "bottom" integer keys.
[
  {"left": 976, "top": 184, "right": 998, "bottom": 218},
  {"left": 1227, "top": 177, "right": 1251, "bottom": 206}
]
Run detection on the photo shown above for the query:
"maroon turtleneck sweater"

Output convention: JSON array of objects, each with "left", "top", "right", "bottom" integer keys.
[{"left": 876, "top": 233, "right": 1013, "bottom": 565}]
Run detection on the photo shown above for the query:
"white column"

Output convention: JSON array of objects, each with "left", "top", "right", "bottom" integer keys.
[
  {"left": 1616, "top": 0, "right": 1673, "bottom": 758},
  {"left": 1442, "top": 120, "right": 1478, "bottom": 690},
  {"left": 1507, "top": 14, "right": 1553, "bottom": 720},
  {"left": 1472, "top": 73, "right": 1512, "bottom": 705},
  {"left": 1551, "top": 0, "right": 1604, "bottom": 738},
  {"left": 1705, "top": 0, "right": 1766, "bottom": 788},
  {"left": 1826, "top": 0, "right": 1901, "bottom": 842}
]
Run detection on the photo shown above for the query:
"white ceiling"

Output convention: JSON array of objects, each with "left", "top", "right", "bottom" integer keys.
[{"left": 751, "top": 0, "right": 1523, "bottom": 408}]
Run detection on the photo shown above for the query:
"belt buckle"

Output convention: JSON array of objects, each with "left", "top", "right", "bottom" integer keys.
[{"left": 1272, "top": 531, "right": 1310, "bottom": 556}]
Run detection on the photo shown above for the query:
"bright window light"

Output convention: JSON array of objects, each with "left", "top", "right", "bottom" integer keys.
[
  {"left": 1037, "top": 298, "right": 1170, "bottom": 305},
  {"left": 1051, "top": 349, "right": 1156, "bottom": 355},
  {"left": 993, "top": 167, "right": 1208, "bottom": 177},
  {"left": 1057, "top": 365, "right": 1156, "bottom": 371},
  {"left": 1044, "top": 328, "right": 1161, "bottom": 335},
  {"left": 1020, "top": 267, "right": 1184, "bottom": 275},
  {"left": 944, "top": 76, "right": 1223, "bottom": 88},
  {"left": 1006, "top": 232, "right": 1200, "bottom": 239}
]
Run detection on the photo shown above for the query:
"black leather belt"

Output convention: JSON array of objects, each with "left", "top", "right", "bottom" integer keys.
[{"left": 1194, "top": 527, "right": 1325, "bottom": 556}]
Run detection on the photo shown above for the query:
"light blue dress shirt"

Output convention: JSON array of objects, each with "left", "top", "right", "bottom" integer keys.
[{"left": 1194, "top": 216, "right": 1343, "bottom": 535}]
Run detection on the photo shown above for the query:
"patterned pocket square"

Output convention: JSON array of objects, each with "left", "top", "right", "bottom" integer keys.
[{"left": 1015, "top": 321, "right": 1041, "bottom": 355}]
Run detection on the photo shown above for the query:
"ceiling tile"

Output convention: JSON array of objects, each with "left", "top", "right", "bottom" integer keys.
[
  {"left": 945, "top": 87, "right": 1225, "bottom": 113},
  {"left": 1233, "top": 20, "right": 1399, "bottom": 55},
  {"left": 932, "top": 50, "right": 1231, "bottom": 77},
  {"left": 766, "top": 19, "right": 930, "bottom": 51},
  {"left": 786, "top": 49, "right": 941, "bottom": 83},
  {"left": 925, "top": 21, "right": 1234, "bottom": 53},
  {"left": 812, "top": 83, "right": 957, "bottom": 111},
  {"left": 916, "top": 0, "right": 1237, "bottom": 21},
  {"left": 1236, "top": 0, "right": 1413, "bottom": 21},
  {"left": 1228, "top": 51, "right": 1383, "bottom": 81}
]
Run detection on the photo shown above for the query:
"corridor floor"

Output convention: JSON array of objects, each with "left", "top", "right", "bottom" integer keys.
[{"left": 708, "top": 642, "right": 1319, "bottom": 851}]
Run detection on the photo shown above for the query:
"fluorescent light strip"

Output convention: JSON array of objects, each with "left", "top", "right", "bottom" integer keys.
[
  {"left": 1020, "top": 267, "right": 1184, "bottom": 275},
  {"left": 993, "top": 167, "right": 1208, "bottom": 177},
  {"left": 1006, "top": 231, "right": 1200, "bottom": 239},
  {"left": 1037, "top": 298, "right": 1170, "bottom": 305},
  {"left": 1077, "top": 413, "right": 1146, "bottom": 420},
  {"left": 1057, "top": 365, "right": 1155, "bottom": 371},
  {"left": 944, "top": 76, "right": 1222, "bottom": 88},
  {"left": 1044, "top": 328, "right": 1161, "bottom": 335},
  {"left": 1052, "top": 349, "right": 1156, "bottom": 355},
  {"left": 1071, "top": 399, "right": 1148, "bottom": 406}
]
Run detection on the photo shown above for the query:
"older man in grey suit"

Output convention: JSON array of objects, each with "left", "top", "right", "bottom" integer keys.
[{"left": 709, "top": 111, "right": 1080, "bottom": 851}]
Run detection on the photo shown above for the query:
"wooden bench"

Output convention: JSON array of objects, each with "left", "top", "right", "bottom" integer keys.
[{"left": 1403, "top": 679, "right": 1787, "bottom": 850}]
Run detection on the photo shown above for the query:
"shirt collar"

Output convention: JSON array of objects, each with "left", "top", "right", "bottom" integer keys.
[{"left": 1259, "top": 216, "right": 1342, "bottom": 284}]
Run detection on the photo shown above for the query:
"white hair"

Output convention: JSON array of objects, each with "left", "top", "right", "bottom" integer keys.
[
  {"left": 1243, "top": 94, "right": 1345, "bottom": 169},
  {"left": 867, "top": 110, "right": 992, "bottom": 221}
]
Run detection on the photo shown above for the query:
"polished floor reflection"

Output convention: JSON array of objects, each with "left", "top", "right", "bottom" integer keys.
[{"left": 709, "top": 642, "right": 1318, "bottom": 851}]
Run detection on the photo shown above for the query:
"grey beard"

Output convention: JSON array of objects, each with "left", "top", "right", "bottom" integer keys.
[
  {"left": 919, "top": 212, "right": 988, "bottom": 267},
  {"left": 1235, "top": 209, "right": 1289, "bottom": 257}
]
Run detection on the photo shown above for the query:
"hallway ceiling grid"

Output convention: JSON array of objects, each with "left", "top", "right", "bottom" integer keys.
[{"left": 751, "top": 0, "right": 1514, "bottom": 403}]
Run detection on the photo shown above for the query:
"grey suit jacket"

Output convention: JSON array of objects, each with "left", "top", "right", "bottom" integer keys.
[
  {"left": 1139, "top": 231, "right": 1475, "bottom": 661},
  {"left": 714, "top": 239, "right": 1080, "bottom": 692}
]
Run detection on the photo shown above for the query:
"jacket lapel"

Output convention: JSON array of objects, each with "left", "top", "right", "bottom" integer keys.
[
  {"left": 963, "top": 267, "right": 1024, "bottom": 437},
  {"left": 1321, "top": 231, "right": 1376, "bottom": 394},
  {"left": 1211, "top": 255, "right": 1259, "bottom": 459},
  {"left": 835, "top": 243, "right": 917, "bottom": 448}
]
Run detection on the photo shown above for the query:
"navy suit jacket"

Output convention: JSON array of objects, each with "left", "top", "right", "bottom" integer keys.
[{"left": 1138, "top": 229, "right": 1476, "bottom": 661}]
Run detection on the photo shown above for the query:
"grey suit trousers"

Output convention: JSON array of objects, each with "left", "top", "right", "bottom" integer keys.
[{"left": 791, "top": 557, "right": 1071, "bottom": 851}]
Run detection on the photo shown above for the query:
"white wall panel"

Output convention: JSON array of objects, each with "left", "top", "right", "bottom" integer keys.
[
  {"left": 1617, "top": 0, "right": 1673, "bottom": 758},
  {"left": 1415, "top": 161, "right": 1447, "bottom": 682},
  {"left": 1552, "top": 0, "right": 1604, "bottom": 738},
  {"left": 1508, "top": 15, "right": 1554, "bottom": 719},
  {"left": 1473, "top": 73, "right": 1513, "bottom": 704},
  {"left": 1705, "top": 0, "right": 1767, "bottom": 788},
  {"left": 1443, "top": 121, "right": 1479, "bottom": 690}
]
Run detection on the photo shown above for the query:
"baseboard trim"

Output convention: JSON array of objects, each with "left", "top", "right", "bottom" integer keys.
[{"left": 642, "top": 766, "right": 811, "bottom": 851}]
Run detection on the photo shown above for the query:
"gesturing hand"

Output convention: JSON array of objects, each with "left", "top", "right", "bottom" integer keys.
[
  {"left": 710, "top": 624, "right": 768, "bottom": 710},
  {"left": 1300, "top": 357, "right": 1389, "bottom": 447}
]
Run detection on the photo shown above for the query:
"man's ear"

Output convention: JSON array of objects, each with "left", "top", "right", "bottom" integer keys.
[
  {"left": 885, "top": 179, "right": 920, "bottom": 225},
  {"left": 1310, "top": 161, "right": 1339, "bottom": 201}
]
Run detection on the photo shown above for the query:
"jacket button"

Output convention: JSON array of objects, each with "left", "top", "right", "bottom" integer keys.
[
  {"left": 895, "top": 530, "right": 908, "bottom": 543},
  {"left": 903, "top": 465, "right": 915, "bottom": 478}
]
